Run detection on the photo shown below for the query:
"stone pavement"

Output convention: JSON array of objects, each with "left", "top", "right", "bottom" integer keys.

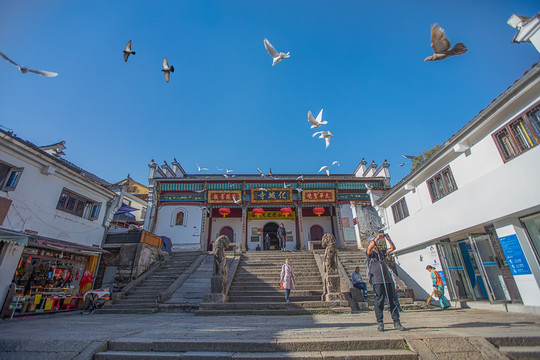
[{"left": 1, "top": 307, "right": 540, "bottom": 359}]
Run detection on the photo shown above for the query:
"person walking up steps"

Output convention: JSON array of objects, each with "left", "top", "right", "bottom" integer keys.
[
  {"left": 280, "top": 258, "right": 295, "bottom": 303},
  {"left": 426, "top": 265, "right": 450, "bottom": 309},
  {"left": 277, "top": 223, "right": 287, "bottom": 251}
]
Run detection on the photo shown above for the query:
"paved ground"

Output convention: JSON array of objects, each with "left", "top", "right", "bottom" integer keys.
[{"left": 1, "top": 307, "right": 540, "bottom": 359}]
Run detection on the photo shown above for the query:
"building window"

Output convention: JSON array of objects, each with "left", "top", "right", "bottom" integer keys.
[
  {"left": 56, "top": 188, "right": 101, "bottom": 220},
  {"left": 171, "top": 208, "right": 187, "bottom": 227},
  {"left": 493, "top": 102, "right": 540, "bottom": 162},
  {"left": 0, "top": 162, "right": 23, "bottom": 191},
  {"left": 427, "top": 166, "right": 457, "bottom": 202},
  {"left": 391, "top": 197, "right": 409, "bottom": 223}
]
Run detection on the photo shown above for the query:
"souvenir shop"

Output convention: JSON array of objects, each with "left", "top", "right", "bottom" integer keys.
[{"left": 9, "top": 237, "right": 102, "bottom": 314}]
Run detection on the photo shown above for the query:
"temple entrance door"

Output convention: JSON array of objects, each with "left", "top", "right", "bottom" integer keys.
[
  {"left": 310, "top": 225, "right": 324, "bottom": 250},
  {"left": 219, "top": 226, "right": 234, "bottom": 250},
  {"left": 263, "top": 222, "right": 279, "bottom": 250}
]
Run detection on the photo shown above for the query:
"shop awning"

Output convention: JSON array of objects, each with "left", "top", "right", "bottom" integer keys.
[
  {"left": 0, "top": 228, "right": 29, "bottom": 245},
  {"left": 115, "top": 203, "right": 138, "bottom": 215},
  {"left": 29, "top": 236, "right": 110, "bottom": 255}
]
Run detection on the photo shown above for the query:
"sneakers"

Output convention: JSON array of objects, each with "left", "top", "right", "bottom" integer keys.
[
  {"left": 286, "top": 298, "right": 290, "bottom": 303},
  {"left": 394, "top": 321, "right": 407, "bottom": 331},
  {"left": 377, "top": 323, "right": 384, "bottom": 332}
]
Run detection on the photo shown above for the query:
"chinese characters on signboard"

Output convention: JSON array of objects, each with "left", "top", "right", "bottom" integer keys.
[
  {"left": 208, "top": 190, "right": 242, "bottom": 204},
  {"left": 247, "top": 210, "right": 296, "bottom": 220},
  {"left": 250, "top": 188, "right": 292, "bottom": 203},
  {"left": 302, "top": 190, "right": 335, "bottom": 203}
]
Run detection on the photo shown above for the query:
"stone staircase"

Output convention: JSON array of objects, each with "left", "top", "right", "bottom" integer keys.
[
  {"left": 487, "top": 336, "right": 540, "bottom": 359},
  {"left": 196, "top": 251, "right": 350, "bottom": 315},
  {"left": 338, "top": 250, "right": 422, "bottom": 310},
  {"left": 94, "top": 337, "right": 418, "bottom": 359},
  {"left": 96, "top": 251, "right": 202, "bottom": 314}
]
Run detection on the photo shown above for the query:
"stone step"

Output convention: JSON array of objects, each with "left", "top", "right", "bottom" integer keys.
[
  {"left": 195, "top": 307, "right": 352, "bottom": 316},
  {"left": 498, "top": 346, "right": 540, "bottom": 359},
  {"left": 228, "top": 295, "right": 322, "bottom": 302},
  {"left": 233, "top": 274, "right": 322, "bottom": 280},
  {"left": 102, "top": 337, "right": 409, "bottom": 353},
  {"left": 228, "top": 290, "right": 322, "bottom": 297},
  {"left": 230, "top": 284, "right": 321, "bottom": 291},
  {"left": 107, "top": 302, "right": 159, "bottom": 308},
  {"left": 231, "top": 280, "right": 323, "bottom": 286},
  {"left": 199, "top": 300, "right": 346, "bottom": 310},
  {"left": 95, "top": 348, "right": 416, "bottom": 359},
  {"left": 116, "top": 298, "right": 158, "bottom": 305},
  {"left": 94, "top": 307, "right": 157, "bottom": 314}
]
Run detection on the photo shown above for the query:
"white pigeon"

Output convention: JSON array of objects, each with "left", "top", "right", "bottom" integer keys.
[
  {"left": 307, "top": 109, "right": 327, "bottom": 129},
  {"left": 233, "top": 196, "right": 242, "bottom": 204},
  {"left": 263, "top": 38, "right": 290, "bottom": 66},
  {"left": 295, "top": 187, "right": 303, "bottom": 193},
  {"left": 194, "top": 189, "right": 206, "bottom": 193},
  {"left": 256, "top": 168, "right": 265, "bottom": 177},
  {"left": 0, "top": 51, "right": 58, "bottom": 77},
  {"left": 200, "top": 206, "right": 211, "bottom": 215},
  {"left": 162, "top": 57, "right": 174, "bottom": 83},
  {"left": 283, "top": 182, "right": 290, "bottom": 188},
  {"left": 123, "top": 40, "right": 136, "bottom": 62},
  {"left": 196, "top": 164, "right": 208, "bottom": 172},
  {"left": 313, "top": 131, "right": 334, "bottom": 149},
  {"left": 257, "top": 188, "right": 268, "bottom": 192},
  {"left": 296, "top": 175, "right": 304, "bottom": 181},
  {"left": 318, "top": 166, "right": 330, "bottom": 176},
  {"left": 216, "top": 166, "right": 224, "bottom": 171},
  {"left": 332, "top": 161, "right": 340, "bottom": 167},
  {"left": 226, "top": 169, "right": 234, "bottom": 173}
]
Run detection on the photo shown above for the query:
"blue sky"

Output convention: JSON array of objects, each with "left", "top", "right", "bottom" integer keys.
[{"left": 1, "top": 1, "right": 538, "bottom": 186}]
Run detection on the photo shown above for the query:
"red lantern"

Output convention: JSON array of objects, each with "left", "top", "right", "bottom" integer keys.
[
  {"left": 218, "top": 207, "right": 231, "bottom": 218},
  {"left": 280, "top": 207, "right": 292, "bottom": 217},
  {"left": 313, "top": 207, "right": 325, "bottom": 217},
  {"left": 252, "top": 208, "right": 264, "bottom": 218}
]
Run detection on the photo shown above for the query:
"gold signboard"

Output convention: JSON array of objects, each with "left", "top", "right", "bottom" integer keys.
[
  {"left": 302, "top": 190, "right": 335, "bottom": 203},
  {"left": 208, "top": 190, "right": 242, "bottom": 204},
  {"left": 250, "top": 188, "right": 292, "bottom": 203},
  {"left": 248, "top": 210, "right": 296, "bottom": 220}
]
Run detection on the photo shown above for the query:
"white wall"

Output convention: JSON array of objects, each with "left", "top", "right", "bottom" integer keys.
[
  {"left": 211, "top": 217, "right": 243, "bottom": 245},
  {"left": 154, "top": 205, "right": 204, "bottom": 251},
  {"left": 1, "top": 143, "right": 113, "bottom": 248},
  {"left": 0, "top": 242, "right": 25, "bottom": 312}
]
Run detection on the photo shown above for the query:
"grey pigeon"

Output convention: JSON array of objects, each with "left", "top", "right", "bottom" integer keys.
[
  {"left": 123, "top": 40, "right": 136, "bottom": 62},
  {"left": 162, "top": 57, "right": 174, "bottom": 82}
]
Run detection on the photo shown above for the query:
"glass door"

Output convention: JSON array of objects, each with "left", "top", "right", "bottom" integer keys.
[
  {"left": 468, "top": 234, "right": 511, "bottom": 303},
  {"left": 436, "top": 243, "right": 474, "bottom": 301}
]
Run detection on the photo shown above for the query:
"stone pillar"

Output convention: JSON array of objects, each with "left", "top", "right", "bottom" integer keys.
[
  {"left": 241, "top": 206, "right": 247, "bottom": 252},
  {"left": 204, "top": 235, "right": 230, "bottom": 303},
  {"left": 297, "top": 205, "right": 305, "bottom": 250},
  {"left": 324, "top": 270, "right": 342, "bottom": 301},
  {"left": 334, "top": 205, "right": 346, "bottom": 249}
]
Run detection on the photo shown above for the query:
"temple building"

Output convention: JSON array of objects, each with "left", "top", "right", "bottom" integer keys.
[{"left": 143, "top": 159, "right": 390, "bottom": 252}]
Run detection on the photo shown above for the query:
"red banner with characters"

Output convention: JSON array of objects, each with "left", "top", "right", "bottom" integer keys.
[
  {"left": 208, "top": 190, "right": 242, "bottom": 204},
  {"left": 302, "top": 190, "right": 335, "bottom": 203}
]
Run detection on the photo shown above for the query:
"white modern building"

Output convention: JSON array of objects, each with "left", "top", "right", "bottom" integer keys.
[
  {"left": 375, "top": 62, "right": 540, "bottom": 311},
  {"left": 0, "top": 132, "right": 118, "bottom": 314}
]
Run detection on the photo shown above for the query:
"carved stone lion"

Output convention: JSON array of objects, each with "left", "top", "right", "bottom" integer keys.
[
  {"left": 213, "top": 235, "right": 230, "bottom": 276},
  {"left": 322, "top": 233, "right": 338, "bottom": 272}
]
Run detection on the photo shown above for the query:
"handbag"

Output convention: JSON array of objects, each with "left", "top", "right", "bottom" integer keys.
[{"left": 280, "top": 280, "right": 284, "bottom": 290}]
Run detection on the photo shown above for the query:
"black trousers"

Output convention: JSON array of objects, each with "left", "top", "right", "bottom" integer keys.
[{"left": 373, "top": 283, "right": 400, "bottom": 324}]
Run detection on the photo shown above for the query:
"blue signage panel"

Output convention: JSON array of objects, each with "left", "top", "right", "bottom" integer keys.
[{"left": 499, "top": 234, "right": 532, "bottom": 276}]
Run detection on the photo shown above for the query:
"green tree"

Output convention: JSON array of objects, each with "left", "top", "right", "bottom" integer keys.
[{"left": 411, "top": 144, "right": 439, "bottom": 171}]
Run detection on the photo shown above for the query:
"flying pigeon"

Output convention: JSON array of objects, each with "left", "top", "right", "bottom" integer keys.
[
  {"left": 263, "top": 38, "right": 290, "bottom": 66},
  {"left": 123, "top": 40, "right": 136, "bottom": 62},
  {"left": 200, "top": 206, "right": 211, "bottom": 215},
  {"left": 0, "top": 51, "right": 58, "bottom": 77},
  {"left": 283, "top": 182, "right": 290, "bottom": 188},
  {"left": 296, "top": 175, "right": 304, "bottom": 181},
  {"left": 216, "top": 166, "right": 224, "bottom": 171},
  {"left": 233, "top": 196, "right": 242, "bottom": 205},
  {"left": 332, "top": 161, "right": 340, "bottom": 166},
  {"left": 307, "top": 109, "right": 327, "bottom": 129},
  {"left": 196, "top": 164, "right": 208, "bottom": 172},
  {"left": 399, "top": 163, "right": 406, "bottom": 167},
  {"left": 257, "top": 188, "right": 268, "bottom": 192},
  {"left": 318, "top": 166, "right": 330, "bottom": 176},
  {"left": 162, "top": 57, "right": 174, "bottom": 82},
  {"left": 295, "top": 187, "right": 303, "bottom": 193},
  {"left": 424, "top": 24, "right": 467, "bottom": 61},
  {"left": 226, "top": 169, "right": 234, "bottom": 173},
  {"left": 402, "top": 154, "right": 417, "bottom": 160},
  {"left": 256, "top": 168, "right": 265, "bottom": 177},
  {"left": 313, "top": 131, "right": 334, "bottom": 149}
]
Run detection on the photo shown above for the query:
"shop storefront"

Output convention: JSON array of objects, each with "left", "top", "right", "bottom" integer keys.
[{"left": 8, "top": 237, "right": 105, "bottom": 315}]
